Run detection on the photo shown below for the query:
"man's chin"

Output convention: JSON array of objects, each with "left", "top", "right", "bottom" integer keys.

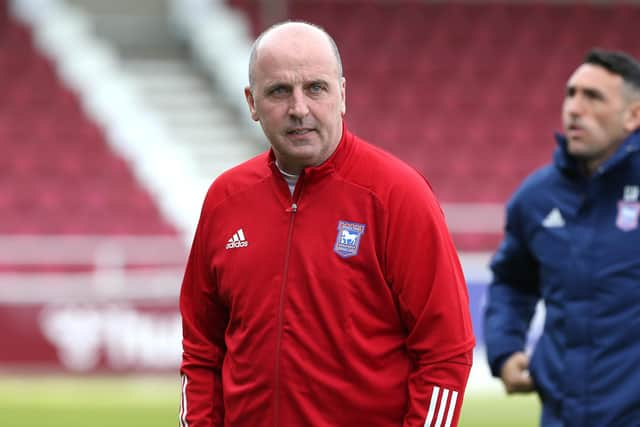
[
  {"left": 276, "top": 147, "right": 320, "bottom": 165},
  {"left": 567, "top": 139, "right": 589, "bottom": 156}
]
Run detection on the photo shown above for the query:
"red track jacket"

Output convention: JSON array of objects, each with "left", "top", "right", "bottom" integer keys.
[{"left": 180, "top": 128, "right": 474, "bottom": 427}]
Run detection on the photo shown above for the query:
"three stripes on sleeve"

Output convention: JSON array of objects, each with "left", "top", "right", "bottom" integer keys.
[{"left": 423, "top": 386, "right": 459, "bottom": 427}]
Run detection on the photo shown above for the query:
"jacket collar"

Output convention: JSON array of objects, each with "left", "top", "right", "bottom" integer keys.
[
  {"left": 553, "top": 129, "right": 640, "bottom": 177},
  {"left": 267, "top": 121, "right": 355, "bottom": 179}
]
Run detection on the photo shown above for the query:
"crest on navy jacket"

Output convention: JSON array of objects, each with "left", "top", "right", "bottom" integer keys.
[
  {"left": 616, "top": 201, "right": 640, "bottom": 231},
  {"left": 334, "top": 220, "right": 366, "bottom": 258},
  {"left": 617, "top": 185, "right": 640, "bottom": 231}
]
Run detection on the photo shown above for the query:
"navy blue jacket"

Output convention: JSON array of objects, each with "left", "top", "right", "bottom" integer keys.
[{"left": 484, "top": 130, "right": 640, "bottom": 427}]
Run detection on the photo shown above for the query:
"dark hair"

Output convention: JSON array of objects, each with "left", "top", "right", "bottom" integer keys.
[{"left": 584, "top": 48, "right": 640, "bottom": 91}]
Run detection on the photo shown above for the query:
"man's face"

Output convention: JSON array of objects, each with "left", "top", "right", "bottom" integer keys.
[
  {"left": 562, "top": 63, "right": 630, "bottom": 171},
  {"left": 245, "top": 25, "right": 346, "bottom": 174}
]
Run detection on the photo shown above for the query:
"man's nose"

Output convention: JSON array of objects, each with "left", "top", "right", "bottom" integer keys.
[
  {"left": 565, "top": 95, "right": 584, "bottom": 116},
  {"left": 288, "top": 88, "right": 310, "bottom": 118}
]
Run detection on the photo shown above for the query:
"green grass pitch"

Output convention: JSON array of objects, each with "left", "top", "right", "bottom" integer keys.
[{"left": 0, "top": 375, "right": 540, "bottom": 427}]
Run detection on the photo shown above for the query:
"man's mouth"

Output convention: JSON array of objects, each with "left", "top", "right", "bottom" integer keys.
[
  {"left": 287, "top": 128, "right": 314, "bottom": 135},
  {"left": 567, "top": 123, "right": 585, "bottom": 136}
]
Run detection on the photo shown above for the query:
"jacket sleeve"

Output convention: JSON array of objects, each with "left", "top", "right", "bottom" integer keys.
[
  {"left": 385, "top": 178, "right": 474, "bottom": 427},
  {"left": 179, "top": 195, "right": 228, "bottom": 427},
  {"left": 483, "top": 197, "right": 540, "bottom": 377}
]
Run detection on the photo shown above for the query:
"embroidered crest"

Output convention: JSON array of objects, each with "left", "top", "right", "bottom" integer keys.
[
  {"left": 334, "top": 221, "right": 366, "bottom": 258},
  {"left": 616, "top": 201, "right": 640, "bottom": 231}
]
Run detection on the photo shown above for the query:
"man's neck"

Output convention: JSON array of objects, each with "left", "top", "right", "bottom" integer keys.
[{"left": 275, "top": 160, "right": 299, "bottom": 195}]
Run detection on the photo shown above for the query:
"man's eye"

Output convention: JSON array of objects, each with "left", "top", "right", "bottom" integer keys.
[
  {"left": 309, "top": 84, "right": 324, "bottom": 93},
  {"left": 270, "top": 86, "right": 288, "bottom": 95},
  {"left": 584, "top": 90, "right": 602, "bottom": 100}
]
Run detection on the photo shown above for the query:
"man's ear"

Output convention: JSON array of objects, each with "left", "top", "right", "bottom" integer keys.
[
  {"left": 245, "top": 87, "right": 259, "bottom": 121},
  {"left": 624, "top": 100, "right": 640, "bottom": 133},
  {"left": 340, "top": 77, "right": 346, "bottom": 116}
]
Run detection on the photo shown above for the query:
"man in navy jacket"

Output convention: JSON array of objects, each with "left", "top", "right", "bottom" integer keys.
[{"left": 484, "top": 49, "right": 640, "bottom": 426}]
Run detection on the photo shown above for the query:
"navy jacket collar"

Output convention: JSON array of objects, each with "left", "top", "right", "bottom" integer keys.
[{"left": 553, "top": 129, "right": 640, "bottom": 177}]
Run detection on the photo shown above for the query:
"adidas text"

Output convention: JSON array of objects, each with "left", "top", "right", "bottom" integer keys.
[{"left": 226, "top": 241, "right": 249, "bottom": 250}]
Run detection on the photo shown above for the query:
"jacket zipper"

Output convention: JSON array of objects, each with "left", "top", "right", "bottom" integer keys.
[{"left": 274, "top": 201, "right": 297, "bottom": 427}]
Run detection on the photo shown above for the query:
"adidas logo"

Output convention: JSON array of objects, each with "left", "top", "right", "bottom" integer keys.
[
  {"left": 542, "top": 208, "right": 565, "bottom": 228},
  {"left": 226, "top": 228, "right": 249, "bottom": 250}
]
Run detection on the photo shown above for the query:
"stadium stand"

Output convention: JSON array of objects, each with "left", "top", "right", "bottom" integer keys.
[
  {"left": 0, "top": 16, "right": 178, "bottom": 236},
  {"left": 1, "top": 1, "right": 189, "bottom": 373}
]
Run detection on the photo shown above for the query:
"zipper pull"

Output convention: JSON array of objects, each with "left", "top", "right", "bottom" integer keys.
[{"left": 286, "top": 203, "right": 298, "bottom": 213}]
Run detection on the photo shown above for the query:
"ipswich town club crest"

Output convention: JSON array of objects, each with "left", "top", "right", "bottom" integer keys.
[
  {"left": 616, "top": 201, "right": 640, "bottom": 231},
  {"left": 334, "top": 221, "right": 366, "bottom": 258},
  {"left": 616, "top": 185, "right": 640, "bottom": 232}
]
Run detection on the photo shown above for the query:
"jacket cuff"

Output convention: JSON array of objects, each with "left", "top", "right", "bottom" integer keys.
[{"left": 490, "top": 352, "right": 515, "bottom": 378}]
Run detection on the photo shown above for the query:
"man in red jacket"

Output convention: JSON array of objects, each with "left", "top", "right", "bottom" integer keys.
[{"left": 179, "top": 21, "right": 474, "bottom": 427}]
